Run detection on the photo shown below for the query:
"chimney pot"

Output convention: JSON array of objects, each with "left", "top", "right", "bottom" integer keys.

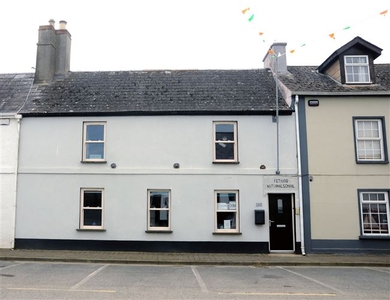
[
  {"left": 59, "top": 20, "right": 67, "bottom": 29},
  {"left": 49, "top": 19, "right": 55, "bottom": 27}
]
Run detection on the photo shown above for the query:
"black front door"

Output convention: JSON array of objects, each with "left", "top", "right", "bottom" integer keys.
[{"left": 268, "top": 194, "right": 294, "bottom": 251}]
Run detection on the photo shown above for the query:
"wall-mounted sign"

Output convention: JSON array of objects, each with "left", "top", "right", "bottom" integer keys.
[{"left": 263, "top": 176, "right": 298, "bottom": 192}]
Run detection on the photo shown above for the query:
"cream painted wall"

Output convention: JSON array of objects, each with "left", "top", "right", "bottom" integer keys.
[{"left": 305, "top": 96, "right": 390, "bottom": 240}]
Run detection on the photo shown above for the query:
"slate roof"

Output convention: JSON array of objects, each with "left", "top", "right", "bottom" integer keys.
[
  {"left": 278, "top": 64, "right": 390, "bottom": 95},
  {"left": 0, "top": 69, "right": 290, "bottom": 116},
  {"left": 0, "top": 73, "right": 34, "bottom": 114}
]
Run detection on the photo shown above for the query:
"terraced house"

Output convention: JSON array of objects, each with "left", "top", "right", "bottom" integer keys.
[
  {"left": 271, "top": 37, "right": 390, "bottom": 253},
  {"left": 1, "top": 20, "right": 302, "bottom": 253}
]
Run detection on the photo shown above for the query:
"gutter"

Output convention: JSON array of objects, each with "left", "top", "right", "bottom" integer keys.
[
  {"left": 290, "top": 91, "right": 390, "bottom": 96},
  {"left": 294, "top": 95, "right": 306, "bottom": 256}
]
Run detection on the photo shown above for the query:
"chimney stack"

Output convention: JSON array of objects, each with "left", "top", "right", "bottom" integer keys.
[
  {"left": 34, "top": 19, "right": 72, "bottom": 83},
  {"left": 262, "top": 42, "right": 288, "bottom": 74}
]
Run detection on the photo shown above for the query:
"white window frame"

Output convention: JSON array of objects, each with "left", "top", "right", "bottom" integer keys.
[
  {"left": 82, "top": 122, "right": 106, "bottom": 162},
  {"left": 213, "top": 121, "right": 238, "bottom": 163},
  {"left": 147, "top": 190, "right": 171, "bottom": 231},
  {"left": 344, "top": 55, "right": 370, "bottom": 83},
  {"left": 80, "top": 188, "right": 104, "bottom": 230},
  {"left": 354, "top": 118, "right": 386, "bottom": 163},
  {"left": 214, "top": 190, "right": 239, "bottom": 233},
  {"left": 359, "top": 191, "right": 389, "bottom": 236}
]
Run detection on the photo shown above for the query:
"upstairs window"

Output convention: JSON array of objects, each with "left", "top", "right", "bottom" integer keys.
[
  {"left": 82, "top": 122, "right": 106, "bottom": 162},
  {"left": 353, "top": 118, "right": 388, "bottom": 163},
  {"left": 359, "top": 191, "right": 389, "bottom": 236},
  {"left": 345, "top": 56, "right": 370, "bottom": 83},
  {"left": 213, "top": 121, "right": 238, "bottom": 163}
]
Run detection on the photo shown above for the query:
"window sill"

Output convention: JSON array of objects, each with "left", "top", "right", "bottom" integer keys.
[
  {"left": 80, "top": 161, "right": 107, "bottom": 164},
  {"left": 356, "top": 161, "right": 389, "bottom": 164},
  {"left": 359, "top": 235, "right": 390, "bottom": 240},
  {"left": 145, "top": 230, "right": 172, "bottom": 233},
  {"left": 213, "top": 161, "right": 240, "bottom": 164},
  {"left": 213, "top": 232, "right": 242, "bottom": 235},
  {"left": 76, "top": 229, "right": 106, "bottom": 232}
]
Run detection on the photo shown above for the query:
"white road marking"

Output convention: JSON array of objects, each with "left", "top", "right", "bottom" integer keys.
[
  {"left": 364, "top": 267, "right": 390, "bottom": 274},
  {"left": 191, "top": 266, "right": 209, "bottom": 293},
  {"left": 0, "top": 262, "right": 25, "bottom": 270},
  {"left": 70, "top": 264, "right": 109, "bottom": 290},
  {"left": 278, "top": 266, "right": 344, "bottom": 294},
  {"left": 219, "top": 291, "right": 336, "bottom": 296},
  {"left": 8, "top": 287, "right": 115, "bottom": 293}
]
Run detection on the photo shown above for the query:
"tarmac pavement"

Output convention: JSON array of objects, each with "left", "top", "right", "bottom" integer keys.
[{"left": 0, "top": 249, "right": 389, "bottom": 267}]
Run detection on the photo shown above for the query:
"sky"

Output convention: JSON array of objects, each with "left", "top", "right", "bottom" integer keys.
[{"left": 0, "top": 0, "right": 389, "bottom": 73}]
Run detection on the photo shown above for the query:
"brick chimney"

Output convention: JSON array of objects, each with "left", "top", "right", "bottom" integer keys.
[
  {"left": 262, "top": 42, "right": 287, "bottom": 74},
  {"left": 34, "top": 19, "right": 71, "bottom": 83}
]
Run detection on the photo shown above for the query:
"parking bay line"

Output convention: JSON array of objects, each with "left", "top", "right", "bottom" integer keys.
[
  {"left": 191, "top": 266, "right": 209, "bottom": 293},
  {"left": 7, "top": 287, "right": 115, "bottom": 293},
  {"left": 71, "top": 264, "right": 109, "bottom": 290},
  {"left": 278, "top": 266, "right": 344, "bottom": 294},
  {"left": 219, "top": 292, "right": 336, "bottom": 296}
]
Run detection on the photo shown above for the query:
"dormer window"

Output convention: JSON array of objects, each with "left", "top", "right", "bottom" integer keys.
[{"left": 345, "top": 55, "right": 370, "bottom": 83}]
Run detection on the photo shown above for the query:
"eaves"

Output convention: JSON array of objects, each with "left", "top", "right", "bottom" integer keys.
[
  {"left": 21, "top": 109, "right": 294, "bottom": 118},
  {"left": 290, "top": 91, "right": 390, "bottom": 96}
]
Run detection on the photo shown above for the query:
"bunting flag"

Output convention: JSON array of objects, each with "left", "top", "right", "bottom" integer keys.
[{"left": 241, "top": 6, "right": 388, "bottom": 58}]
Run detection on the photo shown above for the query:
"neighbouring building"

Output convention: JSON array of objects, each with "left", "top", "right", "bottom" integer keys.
[
  {"left": 268, "top": 37, "right": 390, "bottom": 253},
  {"left": 0, "top": 74, "right": 32, "bottom": 248},
  {"left": 0, "top": 20, "right": 303, "bottom": 253}
]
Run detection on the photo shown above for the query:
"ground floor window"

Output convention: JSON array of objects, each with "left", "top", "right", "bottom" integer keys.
[
  {"left": 215, "top": 190, "right": 239, "bottom": 233},
  {"left": 80, "top": 188, "right": 104, "bottom": 229},
  {"left": 359, "top": 191, "right": 389, "bottom": 236},
  {"left": 148, "top": 190, "right": 170, "bottom": 231}
]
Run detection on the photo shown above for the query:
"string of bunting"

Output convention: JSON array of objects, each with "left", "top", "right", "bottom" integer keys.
[{"left": 241, "top": 7, "right": 388, "bottom": 58}]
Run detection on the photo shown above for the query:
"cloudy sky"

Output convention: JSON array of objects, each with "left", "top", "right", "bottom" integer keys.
[{"left": 0, "top": 0, "right": 388, "bottom": 73}]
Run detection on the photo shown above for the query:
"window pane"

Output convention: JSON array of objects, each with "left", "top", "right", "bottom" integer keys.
[
  {"left": 216, "top": 211, "right": 236, "bottom": 229},
  {"left": 84, "top": 191, "right": 102, "bottom": 207},
  {"left": 150, "top": 192, "right": 169, "bottom": 208},
  {"left": 86, "top": 143, "right": 104, "bottom": 159},
  {"left": 216, "top": 124, "right": 234, "bottom": 141},
  {"left": 215, "top": 143, "right": 234, "bottom": 160},
  {"left": 86, "top": 125, "right": 104, "bottom": 141},
  {"left": 369, "top": 193, "right": 378, "bottom": 201},
  {"left": 83, "top": 210, "right": 102, "bottom": 226},
  {"left": 149, "top": 210, "right": 169, "bottom": 227},
  {"left": 217, "top": 193, "right": 236, "bottom": 203}
]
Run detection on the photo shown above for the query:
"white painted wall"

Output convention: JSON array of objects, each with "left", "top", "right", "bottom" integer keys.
[
  {"left": 0, "top": 115, "right": 21, "bottom": 248},
  {"left": 16, "top": 115, "right": 299, "bottom": 242}
]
